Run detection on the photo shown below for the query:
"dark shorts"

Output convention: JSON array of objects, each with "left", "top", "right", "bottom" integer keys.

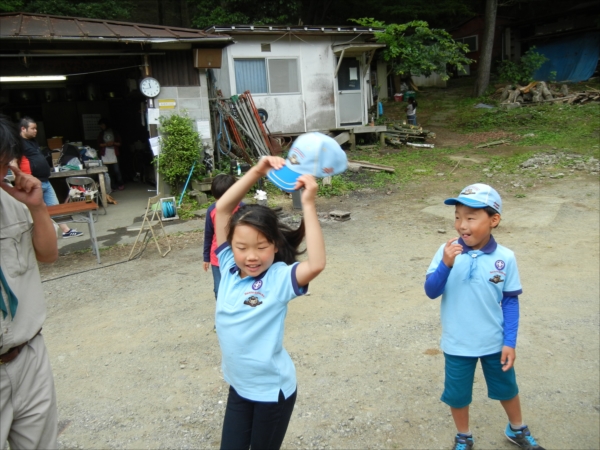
[{"left": 441, "top": 352, "right": 519, "bottom": 409}]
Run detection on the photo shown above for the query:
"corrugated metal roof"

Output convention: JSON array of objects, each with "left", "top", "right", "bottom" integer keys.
[
  {"left": 0, "top": 13, "right": 232, "bottom": 43},
  {"left": 205, "top": 24, "right": 384, "bottom": 35}
]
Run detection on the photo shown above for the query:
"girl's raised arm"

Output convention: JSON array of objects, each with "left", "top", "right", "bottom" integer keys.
[
  {"left": 294, "top": 175, "right": 326, "bottom": 287},
  {"left": 215, "top": 156, "right": 285, "bottom": 247}
]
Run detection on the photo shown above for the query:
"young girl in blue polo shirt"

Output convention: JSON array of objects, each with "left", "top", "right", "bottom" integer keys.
[
  {"left": 425, "top": 184, "right": 544, "bottom": 450},
  {"left": 213, "top": 156, "right": 325, "bottom": 450}
]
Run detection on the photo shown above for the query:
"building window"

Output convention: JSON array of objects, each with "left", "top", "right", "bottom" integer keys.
[
  {"left": 234, "top": 58, "right": 300, "bottom": 95},
  {"left": 268, "top": 59, "right": 299, "bottom": 94},
  {"left": 456, "top": 35, "right": 478, "bottom": 53},
  {"left": 234, "top": 59, "right": 268, "bottom": 93}
]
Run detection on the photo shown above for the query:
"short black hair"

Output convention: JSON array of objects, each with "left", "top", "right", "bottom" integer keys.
[
  {"left": 98, "top": 118, "right": 110, "bottom": 127},
  {"left": 0, "top": 115, "right": 22, "bottom": 165},
  {"left": 482, "top": 206, "right": 500, "bottom": 216},
  {"left": 211, "top": 173, "right": 237, "bottom": 199},
  {"left": 19, "top": 116, "right": 36, "bottom": 131},
  {"left": 482, "top": 206, "right": 501, "bottom": 228}
]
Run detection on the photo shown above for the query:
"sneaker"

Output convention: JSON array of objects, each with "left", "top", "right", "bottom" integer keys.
[
  {"left": 62, "top": 229, "right": 84, "bottom": 239},
  {"left": 505, "top": 424, "right": 545, "bottom": 449},
  {"left": 452, "top": 433, "right": 474, "bottom": 450}
]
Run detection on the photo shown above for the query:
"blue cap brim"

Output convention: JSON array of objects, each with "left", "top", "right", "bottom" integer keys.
[
  {"left": 444, "top": 198, "right": 490, "bottom": 209},
  {"left": 267, "top": 165, "right": 300, "bottom": 193}
]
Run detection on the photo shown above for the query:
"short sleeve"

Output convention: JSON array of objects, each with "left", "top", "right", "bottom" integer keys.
[
  {"left": 266, "top": 262, "right": 307, "bottom": 304},
  {"left": 216, "top": 244, "right": 236, "bottom": 275},
  {"left": 502, "top": 253, "right": 522, "bottom": 296},
  {"left": 426, "top": 244, "right": 445, "bottom": 276}
]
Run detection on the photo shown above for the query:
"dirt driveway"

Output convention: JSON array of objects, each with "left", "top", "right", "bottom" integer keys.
[{"left": 40, "top": 171, "right": 599, "bottom": 449}]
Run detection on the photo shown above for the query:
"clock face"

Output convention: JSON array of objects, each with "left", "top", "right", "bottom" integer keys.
[{"left": 140, "top": 77, "right": 161, "bottom": 98}]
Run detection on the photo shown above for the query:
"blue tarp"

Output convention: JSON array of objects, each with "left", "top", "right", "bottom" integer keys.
[{"left": 534, "top": 32, "right": 600, "bottom": 82}]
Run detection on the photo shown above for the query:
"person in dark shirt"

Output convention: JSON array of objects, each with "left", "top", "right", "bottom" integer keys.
[{"left": 19, "top": 117, "right": 83, "bottom": 239}]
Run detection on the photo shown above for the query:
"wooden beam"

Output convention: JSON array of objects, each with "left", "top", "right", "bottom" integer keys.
[
  {"left": 334, "top": 132, "right": 350, "bottom": 145},
  {"left": 364, "top": 50, "right": 375, "bottom": 77},
  {"left": 348, "top": 160, "right": 395, "bottom": 173},
  {"left": 334, "top": 49, "right": 345, "bottom": 78},
  {"left": 351, "top": 125, "right": 387, "bottom": 133}
]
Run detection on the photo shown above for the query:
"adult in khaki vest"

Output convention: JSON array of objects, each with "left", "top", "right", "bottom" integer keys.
[{"left": 0, "top": 115, "right": 60, "bottom": 449}]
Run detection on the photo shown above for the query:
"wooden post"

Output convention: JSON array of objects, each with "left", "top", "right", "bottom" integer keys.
[
  {"left": 97, "top": 169, "right": 107, "bottom": 208},
  {"left": 349, "top": 129, "right": 356, "bottom": 152},
  {"left": 380, "top": 132, "right": 385, "bottom": 147}
]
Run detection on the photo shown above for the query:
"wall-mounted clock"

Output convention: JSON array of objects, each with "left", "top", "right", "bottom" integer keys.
[{"left": 140, "top": 77, "right": 161, "bottom": 98}]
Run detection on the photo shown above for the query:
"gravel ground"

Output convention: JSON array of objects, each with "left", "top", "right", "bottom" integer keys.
[{"left": 39, "top": 173, "right": 599, "bottom": 450}]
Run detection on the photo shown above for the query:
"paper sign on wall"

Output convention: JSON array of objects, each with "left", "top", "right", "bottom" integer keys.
[
  {"left": 148, "top": 108, "right": 160, "bottom": 125},
  {"left": 158, "top": 99, "right": 176, "bottom": 109},
  {"left": 82, "top": 114, "right": 102, "bottom": 140},
  {"left": 149, "top": 136, "right": 161, "bottom": 156},
  {"left": 196, "top": 120, "right": 211, "bottom": 140},
  {"left": 349, "top": 67, "right": 358, "bottom": 81}
]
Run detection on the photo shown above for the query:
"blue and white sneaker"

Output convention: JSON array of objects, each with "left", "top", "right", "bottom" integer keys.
[
  {"left": 62, "top": 229, "right": 84, "bottom": 239},
  {"left": 452, "top": 433, "right": 474, "bottom": 450},
  {"left": 505, "top": 424, "right": 545, "bottom": 449}
]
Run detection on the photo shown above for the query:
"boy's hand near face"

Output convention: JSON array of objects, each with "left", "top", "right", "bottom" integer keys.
[
  {"left": 442, "top": 237, "right": 463, "bottom": 268},
  {"left": 501, "top": 345, "right": 516, "bottom": 371}
]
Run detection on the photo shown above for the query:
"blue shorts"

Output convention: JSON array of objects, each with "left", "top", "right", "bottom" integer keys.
[
  {"left": 441, "top": 352, "right": 519, "bottom": 409},
  {"left": 41, "top": 180, "right": 59, "bottom": 206}
]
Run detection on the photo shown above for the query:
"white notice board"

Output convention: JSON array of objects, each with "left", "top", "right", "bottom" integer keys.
[
  {"left": 82, "top": 114, "right": 102, "bottom": 140},
  {"left": 149, "top": 136, "right": 161, "bottom": 156},
  {"left": 196, "top": 120, "right": 211, "bottom": 140}
]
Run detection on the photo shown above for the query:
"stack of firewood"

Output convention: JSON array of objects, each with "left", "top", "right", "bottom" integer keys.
[
  {"left": 495, "top": 82, "right": 600, "bottom": 106},
  {"left": 560, "top": 89, "right": 600, "bottom": 105},
  {"left": 382, "top": 123, "right": 436, "bottom": 148}
]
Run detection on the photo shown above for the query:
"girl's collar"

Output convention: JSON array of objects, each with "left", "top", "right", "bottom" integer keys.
[{"left": 229, "top": 264, "right": 270, "bottom": 281}]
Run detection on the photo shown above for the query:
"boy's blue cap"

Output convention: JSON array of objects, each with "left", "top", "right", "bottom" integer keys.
[
  {"left": 444, "top": 183, "right": 502, "bottom": 214},
  {"left": 267, "top": 132, "right": 348, "bottom": 192}
]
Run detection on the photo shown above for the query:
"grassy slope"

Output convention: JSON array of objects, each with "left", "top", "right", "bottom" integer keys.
[{"left": 324, "top": 77, "right": 600, "bottom": 196}]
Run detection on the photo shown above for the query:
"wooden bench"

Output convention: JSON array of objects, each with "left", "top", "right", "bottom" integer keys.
[{"left": 47, "top": 201, "right": 101, "bottom": 264}]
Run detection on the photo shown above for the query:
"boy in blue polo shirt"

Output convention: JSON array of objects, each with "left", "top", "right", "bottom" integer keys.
[{"left": 425, "top": 184, "right": 544, "bottom": 450}]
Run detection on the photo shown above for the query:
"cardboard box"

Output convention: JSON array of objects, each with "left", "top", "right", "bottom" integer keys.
[
  {"left": 51, "top": 152, "right": 61, "bottom": 164},
  {"left": 47, "top": 137, "right": 63, "bottom": 150}
]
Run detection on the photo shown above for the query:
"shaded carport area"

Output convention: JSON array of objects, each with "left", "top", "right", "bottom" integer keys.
[{"left": 0, "top": 13, "right": 231, "bottom": 255}]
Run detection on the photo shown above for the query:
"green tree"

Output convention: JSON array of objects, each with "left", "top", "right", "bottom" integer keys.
[
  {"left": 353, "top": 18, "right": 472, "bottom": 80},
  {"left": 0, "top": 0, "right": 132, "bottom": 20},
  {"left": 156, "top": 113, "right": 203, "bottom": 191},
  {"left": 189, "top": 0, "right": 301, "bottom": 29},
  {"left": 0, "top": 0, "right": 23, "bottom": 12},
  {"left": 472, "top": 0, "right": 497, "bottom": 97},
  {"left": 497, "top": 47, "right": 548, "bottom": 85}
]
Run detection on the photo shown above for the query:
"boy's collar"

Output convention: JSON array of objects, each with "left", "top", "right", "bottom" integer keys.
[{"left": 458, "top": 235, "right": 497, "bottom": 254}]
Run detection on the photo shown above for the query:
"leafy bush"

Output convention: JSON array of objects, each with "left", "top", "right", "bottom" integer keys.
[
  {"left": 352, "top": 19, "right": 473, "bottom": 80},
  {"left": 497, "top": 47, "right": 548, "bottom": 85},
  {"left": 156, "top": 113, "right": 203, "bottom": 191}
]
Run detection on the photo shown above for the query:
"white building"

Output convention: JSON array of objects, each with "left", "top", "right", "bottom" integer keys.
[{"left": 206, "top": 25, "right": 386, "bottom": 134}]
